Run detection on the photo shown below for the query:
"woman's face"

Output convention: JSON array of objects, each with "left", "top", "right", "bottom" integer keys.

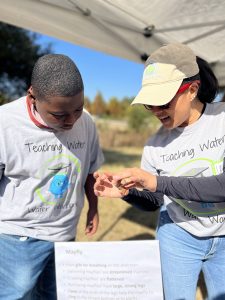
[{"left": 146, "top": 82, "right": 202, "bottom": 129}]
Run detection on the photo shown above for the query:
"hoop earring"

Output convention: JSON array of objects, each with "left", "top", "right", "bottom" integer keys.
[{"left": 191, "top": 94, "right": 197, "bottom": 101}]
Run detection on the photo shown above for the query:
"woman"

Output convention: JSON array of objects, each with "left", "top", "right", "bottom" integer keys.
[{"left": 95, "top": 43, "right": 225, "bottom": 300}]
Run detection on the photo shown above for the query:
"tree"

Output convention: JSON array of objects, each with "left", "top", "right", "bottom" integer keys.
[
  {"left": 107, "top": 97, "right": 122, "bottom": 117},
  {"left": 127, "top": 105, "right": 151, "bottom": 132},
  {"left": 84, "top": 96, "right": 92, "bottom": 113},
  {"left": 120, "top": 96, "right": 133, "bottom": 117},
  {"left": 0, "top": 22, "right": 51, "bottom": 101},
  {"left": 91, "top": 92, "right": 107, "bottom": 116},
  {"left": 0, "top": 93, "right": 9, "bottom": 105}
]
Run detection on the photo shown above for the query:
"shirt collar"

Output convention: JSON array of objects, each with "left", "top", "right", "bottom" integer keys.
[{"left": 26, "top": 96, "right": 52, "bottom": 130}]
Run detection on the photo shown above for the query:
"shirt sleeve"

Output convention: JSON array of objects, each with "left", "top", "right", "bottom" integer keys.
[
  {"left": 156, "top": 174, "right": 225, "bottom": 203},
  {"left": 87, "top": 116, "right": 104, "bottom": 174},
  {"left": 122, "top": 188, "right": 163, "bottom": 211}
]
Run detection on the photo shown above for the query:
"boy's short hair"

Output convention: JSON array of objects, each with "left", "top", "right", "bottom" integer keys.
[{"left": 31, "top": 54, "right": 84, "bottom": 100}]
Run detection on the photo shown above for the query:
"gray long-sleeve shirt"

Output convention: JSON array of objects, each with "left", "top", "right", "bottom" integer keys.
[
  {"left": 157, "top": 174, "right": 225, "bottom": 203},
  {"left": 123, "top": 172, "right": 225, "bottom": 211}
]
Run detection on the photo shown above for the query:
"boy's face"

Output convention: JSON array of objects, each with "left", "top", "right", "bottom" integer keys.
[{"left": 29, "top": 89, "right": 84, "bottom": 131}]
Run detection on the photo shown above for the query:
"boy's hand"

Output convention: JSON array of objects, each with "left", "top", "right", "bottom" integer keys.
[
  {"left": 94, "top": 172, "right": 129, "bottom": 198},
  {"left": 85, "top": 209, "right": 99, "bottom": 236}
]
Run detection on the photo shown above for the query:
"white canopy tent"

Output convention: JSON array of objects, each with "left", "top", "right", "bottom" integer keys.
[{"left": 0, "top": 0, "right": 225, "bottom": 87}]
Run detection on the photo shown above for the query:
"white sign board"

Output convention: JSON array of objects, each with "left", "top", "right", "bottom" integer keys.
[{"left": 55, "top": 240, "right": 163, "bottom": 300}]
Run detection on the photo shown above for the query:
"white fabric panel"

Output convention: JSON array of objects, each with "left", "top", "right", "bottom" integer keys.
[{"left": 0, "top": 0, "right": 225, "bottom": 86}]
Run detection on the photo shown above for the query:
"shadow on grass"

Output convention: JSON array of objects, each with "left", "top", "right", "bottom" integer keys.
[
  {"left": 123, "top": 233, "right": 155, "bottom": 240},
  {"left": 121, "top": 206, "right": 159, "bottom": 229},
  {"left": 97, "top": 206, "right": 159, "bottom": 242},
  {"left": 103, "top": 149, "right": 141, "bottom": 167}
]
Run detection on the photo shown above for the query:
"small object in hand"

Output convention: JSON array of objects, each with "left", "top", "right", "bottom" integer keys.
[
  {"left": 116, "top": 180, "right": 129, "bottom": 196},
  {"left": 121, "top": 178, "right": 130, "bottom": 186}
]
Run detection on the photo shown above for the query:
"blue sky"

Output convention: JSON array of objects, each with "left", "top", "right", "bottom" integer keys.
[{"left": 37, "top": 34, "right": 144, "bottom": 102}]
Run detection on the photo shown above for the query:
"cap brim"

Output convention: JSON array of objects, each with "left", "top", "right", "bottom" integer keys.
[{"left": 131, "top": 80, "right": 183, "bottom": 106}]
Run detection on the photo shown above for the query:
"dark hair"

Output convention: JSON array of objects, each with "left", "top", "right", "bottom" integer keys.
[
  {"left": 183, "top": 56, "right": 218, "bottom": 103},
  {"left": 31, "top": 54, "right": 84, "bottom": 99}
]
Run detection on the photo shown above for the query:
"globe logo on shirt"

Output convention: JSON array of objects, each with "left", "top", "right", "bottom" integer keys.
[
  {"left": 49, "top": 173, "right": 70, "bottom": 199},
  {"left": 35, "top": 154, "right": 81, "bottom": 205}
]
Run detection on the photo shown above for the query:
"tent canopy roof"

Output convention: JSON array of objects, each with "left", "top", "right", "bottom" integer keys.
[{"left": 0, "top": 0, "right": 225, "bottom": 86}]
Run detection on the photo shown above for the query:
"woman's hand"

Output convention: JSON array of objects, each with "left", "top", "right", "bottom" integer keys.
[{"left": 112, "top": 168, "right": 157, "bottom": 192}]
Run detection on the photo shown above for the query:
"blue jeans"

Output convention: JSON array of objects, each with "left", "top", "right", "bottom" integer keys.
[
  {"left": 157, "top": 210, "right": 225, "bottom": 300},
  {"left": 0, "top": 234, "right": 56, "bottom": 300}
]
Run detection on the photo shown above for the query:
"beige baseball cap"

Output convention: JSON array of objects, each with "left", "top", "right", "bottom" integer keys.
[{"left": 132, "top": 43, "right": 199, "bottom": 106}]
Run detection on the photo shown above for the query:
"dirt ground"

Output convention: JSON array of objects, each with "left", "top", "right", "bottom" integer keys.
[{"left": 76, "top": 147, "right": 207, "bottom": 300}]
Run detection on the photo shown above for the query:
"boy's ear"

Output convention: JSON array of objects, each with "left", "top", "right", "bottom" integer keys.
[{"left": 27, "top": 86, "right": 36, "bottom": 104}]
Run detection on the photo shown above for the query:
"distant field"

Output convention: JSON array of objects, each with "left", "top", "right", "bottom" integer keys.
[
  {"left": 76, "top": 146, "right": 206, "bottom": 300},
  {"left": 95, "top": 118, "right": 159, "bottom": 148}
]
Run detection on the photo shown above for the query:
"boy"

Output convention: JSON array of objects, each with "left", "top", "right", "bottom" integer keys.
[{"left": 0, "top": 54, "right": 104, "bottom": 299}]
